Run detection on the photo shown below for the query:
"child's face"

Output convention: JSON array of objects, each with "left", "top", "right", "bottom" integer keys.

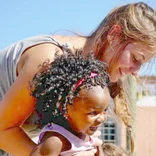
[{"left": 67, "top": 86, "right": 110, "bottom": 136}]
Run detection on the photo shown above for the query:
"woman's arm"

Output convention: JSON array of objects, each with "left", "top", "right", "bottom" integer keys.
[
  {"left": 0, "top": 43, "right": 63, "bottom": 156},
  {"left": 0, "top": 127, "right": 36, "bottom": 156},
  {"left": 0, "top": 62, "right": 39, "bottom": 155}
]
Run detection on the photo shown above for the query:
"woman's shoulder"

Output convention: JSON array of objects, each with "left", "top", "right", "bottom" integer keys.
[
  {"left": 18, "top": 35, "right": 86, "bottom": 75},
  {"left": 17, "top": 43, "right": 62, "bottom": 75}
]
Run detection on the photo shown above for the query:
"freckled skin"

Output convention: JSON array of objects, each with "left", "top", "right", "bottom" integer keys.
[{"left": 107, "top": 42, "right": 154, "bottom": 82}]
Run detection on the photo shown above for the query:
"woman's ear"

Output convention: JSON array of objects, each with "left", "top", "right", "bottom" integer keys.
[{"left": 107, "top": 24, "right": 122, "bottom": 44}]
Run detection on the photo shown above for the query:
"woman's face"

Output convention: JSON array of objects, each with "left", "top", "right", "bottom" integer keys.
[{"left": 107, "top": 42, "right": 154, "bottom": 82}]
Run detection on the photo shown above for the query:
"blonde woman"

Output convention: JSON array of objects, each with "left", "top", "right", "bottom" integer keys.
[{"left": 0, "top": 2, "right": 156, "bottom": 156}]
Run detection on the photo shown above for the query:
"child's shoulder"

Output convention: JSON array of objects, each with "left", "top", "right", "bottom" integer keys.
[
  {"left": 41, "top": 131, "right": 72, "bottom": 152},
  {"left": 30, "top": 131, "right": 70, "bottom": 156}
]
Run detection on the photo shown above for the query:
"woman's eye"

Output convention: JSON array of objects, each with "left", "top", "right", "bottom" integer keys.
[{"left": 133, "top": 55, "right": 138, "bottom": 62}]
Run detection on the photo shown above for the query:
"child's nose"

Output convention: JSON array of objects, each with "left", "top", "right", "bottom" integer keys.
[{"left": 97, "top": 114, "right": 107, "bottom": 123}]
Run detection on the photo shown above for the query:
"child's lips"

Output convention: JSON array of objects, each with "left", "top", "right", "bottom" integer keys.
[
  {"left": 90, "top": 126, "right": 98, "bottom": 131},
  {"left": 90, "top": 124, "right": 102, "bottom": 131}
]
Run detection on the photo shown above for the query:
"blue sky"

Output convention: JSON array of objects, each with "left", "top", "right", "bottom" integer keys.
[{"left": 0, "top": 0, "right": 155, "bottom": 75}]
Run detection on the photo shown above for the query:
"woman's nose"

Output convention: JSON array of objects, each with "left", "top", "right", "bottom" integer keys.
[{"left": 130, "top": 63, "right": 141, "bottom": 76}]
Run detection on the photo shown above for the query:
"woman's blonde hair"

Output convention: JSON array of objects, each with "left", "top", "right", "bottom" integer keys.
[
  {"left": 87, "top": 2, "right": 156, "bottom": 153},
  {"left": 110, "top": 75, "right": 136, "bottom": 154},
  {"left": 89, "top": 2, "right": 156, "bottom": 58},
  {"left": 102, "top": 143, "right": 128, "bottom": 156}
]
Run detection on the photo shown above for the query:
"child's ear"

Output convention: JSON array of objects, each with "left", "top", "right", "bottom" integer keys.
[
  {"left": 107, "top": 24, "right": 122, "bottom": 43},
  {"left": 66, "top": 103, "right": 73, "bottom": 112}
]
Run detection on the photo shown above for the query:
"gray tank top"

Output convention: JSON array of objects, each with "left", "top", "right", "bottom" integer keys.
[{"left": 0, "top": 35, "right": 65, "bottom": 101}]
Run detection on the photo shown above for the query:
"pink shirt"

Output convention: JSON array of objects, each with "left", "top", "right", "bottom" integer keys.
[{"left": 39, "top": 123, "right": 95, "bottom": 156}]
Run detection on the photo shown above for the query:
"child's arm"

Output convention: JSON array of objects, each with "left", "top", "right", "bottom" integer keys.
[{"left": 30, "top": 135, "right": 63, "bottom": 156}]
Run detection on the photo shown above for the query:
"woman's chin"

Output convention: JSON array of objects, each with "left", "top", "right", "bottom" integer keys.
[{"left": 110, "top": 69, "right": 126, "bottom": 82}]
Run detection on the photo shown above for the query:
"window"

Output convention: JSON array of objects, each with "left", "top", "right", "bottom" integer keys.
[{"left": 99, "top": 120, "right": 116, "bottom": 143}]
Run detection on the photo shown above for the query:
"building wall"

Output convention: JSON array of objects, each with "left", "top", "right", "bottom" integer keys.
[
  {"left": 136, "top": 107, "right": 156, "bottom": 156},
  {"left": 104, "top": 106, "right": 156, "bottom": 156},
  {"left": 135, "top": 76, "right": 156, "bottom": 156}
]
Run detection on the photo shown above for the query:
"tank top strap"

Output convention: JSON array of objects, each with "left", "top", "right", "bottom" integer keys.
[{"left": 49, "top": 36, "right": 70, "bottom": 56}]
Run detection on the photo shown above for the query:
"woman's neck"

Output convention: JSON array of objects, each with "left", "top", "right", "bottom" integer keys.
[
  {"left": 53, "top": 35, "right": 86, "bottom": 49},
  {"left": 82, "top": 37, "right": 95, "bottom": 58},
  {"left": 53, "top": 35, "right": 94, "bottom": 58}
]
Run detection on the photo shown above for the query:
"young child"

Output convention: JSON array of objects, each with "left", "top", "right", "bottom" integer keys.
[{"left": 29, "top": 49, "right": 111, "bottom": 156}]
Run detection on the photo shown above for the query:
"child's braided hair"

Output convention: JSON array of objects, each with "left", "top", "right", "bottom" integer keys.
[{"left": 30, "top": 49, "right": 110, "bottom": 127}]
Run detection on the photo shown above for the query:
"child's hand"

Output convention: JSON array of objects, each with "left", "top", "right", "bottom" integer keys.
[
  {"left": 92, "top": 130, "right": 104, "bottom": 156},
  {"left": 91, "top": 130, "right": 103, "bottom": 146}
]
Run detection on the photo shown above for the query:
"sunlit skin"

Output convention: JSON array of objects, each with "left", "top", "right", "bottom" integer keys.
[
  {"left": 108, "top": 42, "right": 154, "bottom": 82},
  {"left": 96, "top": 25, "right": 156, "bottom": 82},
  {"left": 101, "top": 31, "right": 155, "bottom": 82},
  {"left": 0, "top": 24, "right": 155, "bottom": 155},
  {"left": 67, "top": 86, "right": 110, "bottom": 139}
]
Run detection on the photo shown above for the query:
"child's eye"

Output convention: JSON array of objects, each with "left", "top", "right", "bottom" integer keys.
[
  {"left": 103, "top": 108, "right": 108, "bottom": 114},
  {"left": 104, "top": 108, "right": 108, "bottom": 112},
  {"left": 89, "top": 111, "right": 97, "bottom": 115}
]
